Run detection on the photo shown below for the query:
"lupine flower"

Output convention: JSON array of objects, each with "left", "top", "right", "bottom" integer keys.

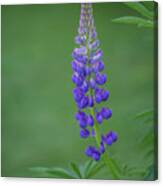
[{"left": 71, "top": 3, "right": 118, "bottom": 161}]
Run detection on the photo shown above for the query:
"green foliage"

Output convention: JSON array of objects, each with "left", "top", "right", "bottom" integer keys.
[
  {"left": 124, "top": 2, "right": 153, "bottom": 19},
  {"left": 70, "top": 162, "right": 82, "bottom": 178},
  {"left": 112, "top": 16, "right": 153, "bottom": 28},
  {"left": 121, "top": 109, "right": 155, "bottom": 180},
  {"left": 30, "top": 108, "right": 156, "bottom": 180},
  {"left": 112, "top": 2, "right": 155, "bottom": 28},
  {"left": 30, "top": 159, "right": 105, "bottom": 179},
  {"left": 30, "top": 167, "right": 77, "bottom": 179}
]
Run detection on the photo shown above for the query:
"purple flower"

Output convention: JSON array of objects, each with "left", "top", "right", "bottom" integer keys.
[
  {"left": 85, "top": 146, "right": 101, "bottom": 161},
  {"left": 73, "top": 87, "right": 84, "bottom": 102},
  {"left": 112, "top": 132, "right": 118, "bottom": 142},
  {"left": 90, "top": 50, "right": 103, "bottom": 64},
  {"left": 80, "top": 128, "right": 90, "bottom": 138},
  {"left": 85, "top": 146, "right": 94, "bottom": 157},
  {"left": 87, "top": 115, "right": 94, "bottom": 126},
  {"left": 92, "top": 61, "right": 104, "bottom": 73},
  {"left": 96, "top": 112, "right": 103, "bottom": 124},
  {"left": 92, "top": 151, "right": 101, "bottom": 161},
  {"left": 102, "top": 131, "right": 118, "bottom": 146},
  {"left": 89, "top": 78, "right": 96, "bottom": 89},
  {"left": 77, "top": 96, "right": 89, "bottom": 109},
  {"left": 81, "top": 81, "right": 89, "bottom": 93},
  {"left": 75, "top": 111, "right": 85, "bottom": 120},
  {"left": 99, "top": 142, "right": 105, "bottom": 154},
  {"left": 71, "top": 3, "right": 117, "bottom": 161},
  {"left": 72, "top": 73, "right": 84, "bottom": 86},
  {"left": 95, "top": 73, "right": 107, "bottom": 85},
  {"left": 101, "top": 108, "right": 112, "bottom": 119},
  {"left": 88, "top": 96, "right": 94, "bottom": 107}
]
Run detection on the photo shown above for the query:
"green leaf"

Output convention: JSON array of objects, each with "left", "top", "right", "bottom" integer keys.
[
  {"left": 109, "top": 157, "right": 122, "bottom": 175},
  {"left": 141, "top": 131, "right": 154, "bottom": 147},
  {"left": 124, "top": 2, "right": 153, "bottom": 19},
  {"left": 30, "top": 167, "right": 51, "bottom": 176},
  {"left": 70, "top": 162, "right": 82, "bottom": 178},
  {"left": 127, "top": 168, "right": 146, "bottom": 177},
  {"left": 86, "top": 163, "right": 105, "bottom": 178},
  {"left": 135, "top": 109, "right": 154, "bottom": 120},
  {"left": 82, "top": 159, "right": 94, "bottom": 178},
  {"left": 112, "top": 16, "right": 153, "bottom": 28},
  {"left": 47, "top": 167, "right": 77, "bottom": 179},
  {"left": 32, "top": 167, "right": 76, "bottom": 179}
]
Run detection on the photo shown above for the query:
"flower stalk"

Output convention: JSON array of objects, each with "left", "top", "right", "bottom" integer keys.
[{"left": 71, "top": 3, "right": 120, "bottom": 179}]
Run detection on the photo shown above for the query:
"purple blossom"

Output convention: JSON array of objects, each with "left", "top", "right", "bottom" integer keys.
[
  {"left": 80, "top": 128, "right": 90, "bottom": 138},
  {"left": 71, "top": 3, "right": 118, "bottom": 161}
]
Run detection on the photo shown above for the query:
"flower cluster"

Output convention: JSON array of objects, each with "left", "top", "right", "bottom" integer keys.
[{"left": 71, "top": 3, "right": 118, "bottom": 161}]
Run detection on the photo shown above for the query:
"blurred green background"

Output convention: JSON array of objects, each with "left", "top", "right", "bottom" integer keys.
[{"left": 2, "top": 2, "right": 155, "bottom": 179}]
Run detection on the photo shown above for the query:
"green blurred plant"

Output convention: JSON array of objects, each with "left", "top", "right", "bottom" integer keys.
[
  {"left": 118, "top": 109, "right": 156, "bottom": 180},
  {"left": 30, "top": 159, "right": 105, "bottom": 179},
  {"left": 112, "top": 2, "right": 155, "bottom": 28},
  {"left": 30, "top": 109, "right": 156, "bottom": 180}
]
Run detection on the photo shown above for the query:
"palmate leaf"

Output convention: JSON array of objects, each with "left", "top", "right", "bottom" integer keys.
[
  {"left": 112, "top": 16, "right": 153, "bottom": 28},
  {"left": 46, "top": 167, "right": 77, "bottom": 178},
  {"left": 124, "top": 2, "right": 154, "bottom": 20},
  {"left": 30, "top": 167, "right": 77, "bottom": 179},
  {"left": 70, "top": 162, "right": 82, "bottom": 178},
  {"left": 82, "top": 159, "right": 95, "bottom": 178},
  {"left": 86, "top": 162, "right": 105, "bottom": 178},
  {"left": 30, "top": 160, "right": 105, "bottom": 179},
  {"left": 80, "top": 159, "right": 105, "bottom": 178}
]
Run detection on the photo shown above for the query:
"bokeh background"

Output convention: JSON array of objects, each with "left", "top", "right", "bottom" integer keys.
[{"left": 2, "top": 2, "right": 156, "bottom": 179}]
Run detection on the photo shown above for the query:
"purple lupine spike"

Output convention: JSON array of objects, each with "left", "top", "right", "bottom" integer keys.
[{"left": 71, "top": 3, "right": 117, "bottom": 161}]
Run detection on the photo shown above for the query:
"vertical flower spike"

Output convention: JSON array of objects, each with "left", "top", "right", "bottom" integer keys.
[{"left": 71, "top": 3, "right": 118, "bottom": 161}]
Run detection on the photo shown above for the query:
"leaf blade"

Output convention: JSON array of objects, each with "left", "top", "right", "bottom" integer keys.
[
  {"left": 86, "top": 162, "right": 105, "bottom": 178},
  {"left": 124, "top": 2, "right": 153, "bottom": 19},
  {"left": 112, "top": 16, "right": 153, "bottom": 28},
  {"left": 31, "top": 167, "right": 77, "bottom": 179},
  {"left": 70, "top": 162, "right": 82, "bottom": 178}
]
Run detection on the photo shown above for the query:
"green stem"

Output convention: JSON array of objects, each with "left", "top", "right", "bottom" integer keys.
[
  {"left": 84, "top": 13, "right": 120, "bottom": 178},
  {"left": 90, "top": 107, "right": 120, "bottom": 179}
]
